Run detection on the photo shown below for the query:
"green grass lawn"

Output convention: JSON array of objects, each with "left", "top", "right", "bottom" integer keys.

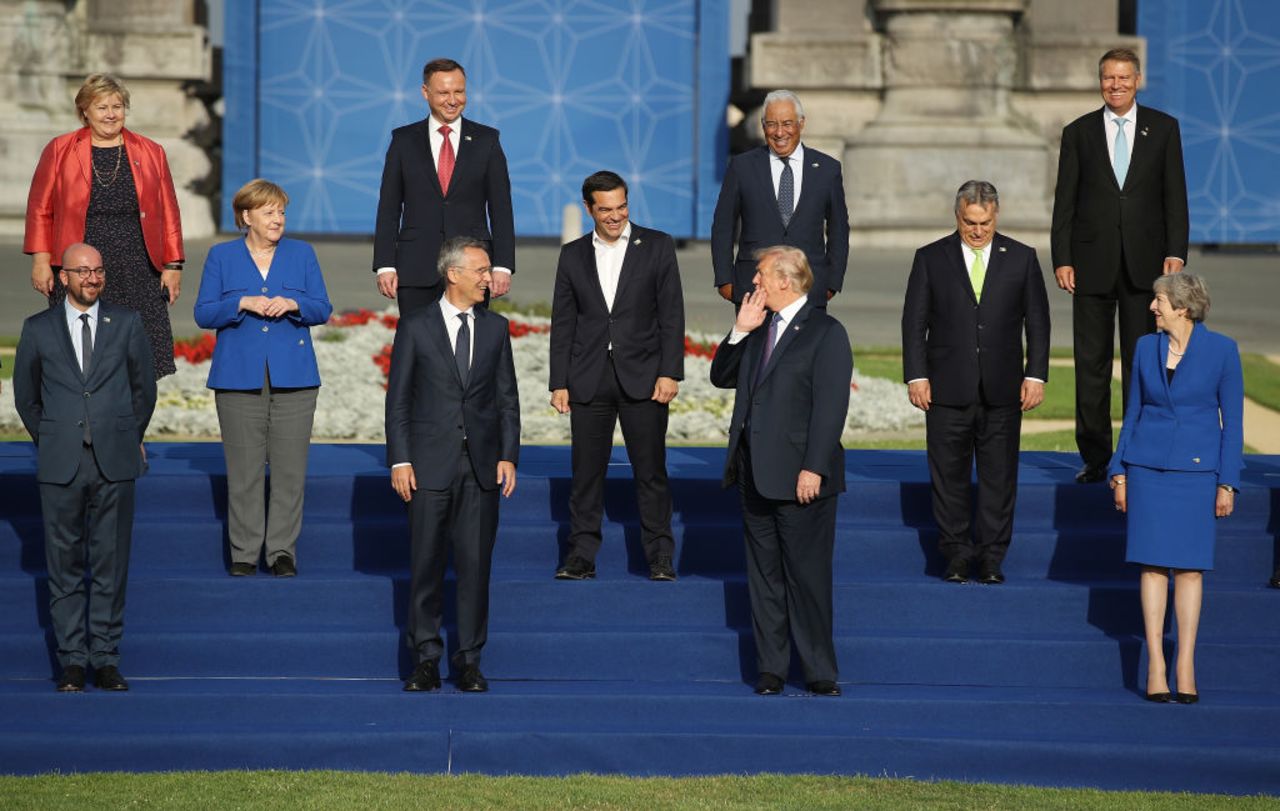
[{"left": 0, "top": 772, "right": 1273, "bottom": 811}]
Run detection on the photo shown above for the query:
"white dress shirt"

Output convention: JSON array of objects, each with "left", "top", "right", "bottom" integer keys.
[
  {"left": 768, "top": 142, "right": 805, "bottom": 210},
  {"left": 438, "top": 294, "right": 475, "bottom": 369},
  {"left": 65, "top": 299, "right": 100, "bottom": 367},
  {"left": 1104, "top": 103, "right": 1137, "bottom": 168},
  {"left": 592, "top": 223, "right": 631, "bottom": 313},
  {"left": 727, "top": 294, "right": 807, "bottom": 347}
]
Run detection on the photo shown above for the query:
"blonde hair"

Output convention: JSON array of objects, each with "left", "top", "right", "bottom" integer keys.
[
  {"left": 232, "top": 179, "right": 290, "bottom": 229},
  {"left": 75, "top": 74, "right": 131, "bottom": 126},
  {"left": 754, "top": 246, "right": 814, "bottom": 294}
]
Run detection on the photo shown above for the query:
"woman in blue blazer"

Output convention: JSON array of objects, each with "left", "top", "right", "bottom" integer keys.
[
  {"left": 1109, "top": 272, "right": 1243, "bottom": 704},
  {"left": 194, "top": 179, "right": 333, "bottom": 577}
]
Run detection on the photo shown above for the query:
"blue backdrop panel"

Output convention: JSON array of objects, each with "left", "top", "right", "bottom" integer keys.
[
  {"left": 222, "top": 0, "right": 730, "bottom": 240},
  {"left": 1140, "top": 0, "right": 1280, "bottom": 244}
]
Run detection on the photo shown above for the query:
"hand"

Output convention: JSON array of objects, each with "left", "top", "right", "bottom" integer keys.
[
  {"left": 377, "top": 271, "right": 399, "bottom": 300},
  {"left": 796, "top": 470, "right": 822, "bottom": 504},
  {"left": 651, "top": 376, "right": 678, "bottom": 404},
  {"left": 139, "top": 443, "right": 147, "bottom": 464},
  {"left": 734, "top": 289, "right": 768, "bottom": 333},
  {"left": 262, "top": 296, "right": 299, "bottom": 318},
  {"left": 1215, "top": 486, "right": 1235, "bottom": 518},
  {"left": 1020, "top": 379, "right": 1045, "bottom": 412},
  {"left": 32, "top": 254, "right": 54, "bottom": 297},
  {"left": 239, "top": 295, "right": 270, "bottom": 316},
  {"left": 391, "top": 465, "right": 416, "bottom": 503},
  {"left": 497, "top": 461, "right": 517, "bottom": 497},
  {"left": 907, "top": 380, "right": 931, "bottom": 412},
  {"left": 490, "top": 273, "right": 511, "bottom": 297},
  {"left": 160, "top": 268, "right": 182, "bottom": 305},
  {"left": 717, "top": 283, "right": 733, "bottom": 302},
  {"left": 550, "top": 388, "right": 571, "bottom": 415},
  {"left": 1112, "top": 479, "right": 1126, "bottom": 513},
  {"left": 1054, "top": 265, "right": 1076, "bottom": 294},
  {"left": 1163, "top": 257, "right": 1185, "bottom": 275}
]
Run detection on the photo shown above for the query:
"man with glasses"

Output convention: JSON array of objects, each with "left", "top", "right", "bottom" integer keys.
[
  {"left": 711, "top": 89, "right": 849, "bottom": 308},
  {"left": 12, "top": 242, "right": 157, "bottom": 692}
]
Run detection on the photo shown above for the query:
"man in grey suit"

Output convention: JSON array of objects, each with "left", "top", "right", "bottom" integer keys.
[
  {"left": 12, "top": 242, "right": 157, "bottom": 692},
  {"left": 711, "top": 89, "right": 849, "bottom": 307},
  {"left": 386, "top": 236, "right": 520, "bottom": 694}
]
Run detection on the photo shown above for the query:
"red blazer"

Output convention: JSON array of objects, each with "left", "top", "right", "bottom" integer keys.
[{"left": 24, "top": 127, "right": 183, "bottom": 271}]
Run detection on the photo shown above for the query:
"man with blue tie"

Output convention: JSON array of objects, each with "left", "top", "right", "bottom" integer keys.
[
  {"left": 12, "top": 242, "right": 157, "bottom": 692},
  {"left": 1051, "top": 48, "right": 1189, "bottom": 484},
  {"left": 711, "top": 89, "right": 849, "bottom": 308}
]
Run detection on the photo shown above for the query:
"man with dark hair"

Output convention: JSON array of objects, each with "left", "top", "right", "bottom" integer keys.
[
  {"left": 374, "top": 58, "right": 516, "bottom": 316},
  {"left": 1051, "top": 47, "right": 1189, "bottom": 483},
  {"left": 903, "top": 182, "right": 1051, "bottom": 585},
  {"left": 386, "top": 236, "right": 520, "bottom": 693},
  {"left": 549, "top": 171, "right": 685, "bottom": 581},
  {"left": 13, "top": 242, "right": 157, "bottom": 692}
]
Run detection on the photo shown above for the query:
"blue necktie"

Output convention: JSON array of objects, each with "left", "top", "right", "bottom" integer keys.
[
  {"left": 1112, "top": 118, "right": 1130, "bottom": 186},
  {"left": 777, "top": 158, "right": 794, "bottom": 227},
  {"left": 755, "top": 312, "right": 781, "bottom": 387}
]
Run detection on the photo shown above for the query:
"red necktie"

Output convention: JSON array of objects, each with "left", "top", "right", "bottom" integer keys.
[{"left": 437, "top": 125, "right": 455, "bottom": 196}]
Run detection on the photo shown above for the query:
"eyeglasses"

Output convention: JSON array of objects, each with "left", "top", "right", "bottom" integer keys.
[
  {"left": 65, "top": 266, "right": 107, "bottom": 278},
  {"left": 451, "top": 265, "right": 493, "bottom": 278},
  {"left": 762, "top": 119, "right": 799, "bottom": 132}
]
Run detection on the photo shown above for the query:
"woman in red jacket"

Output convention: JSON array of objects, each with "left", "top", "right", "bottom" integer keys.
[{"left": 24, "top": 73, "right": 184, "bottom": 378}]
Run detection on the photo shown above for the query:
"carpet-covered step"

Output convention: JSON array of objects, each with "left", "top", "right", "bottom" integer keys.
[{"left": 1, "top": 627, "right": 1276, "bottom": 692}]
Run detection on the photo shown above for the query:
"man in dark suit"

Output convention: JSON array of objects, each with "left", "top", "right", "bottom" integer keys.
[
  {"left": 374, "top": 58, "right": 516, "bottom": 316},
  {"left": 12, "top": 242, "right": 157, "bottom": 692},
  {"left": 386, "top": 236, "right": 520, "bottom": 693},
  {"left": 711, "top": 89, "right": 849, "bottom": 307},
  {"left": 548, "top": 171, "right": 685, "bottom": 582},
  {"left": 902, "top": 181, "right": 1051, "bottom": 585},
  {"left": 1051, "top": 47, "right": 1189, "bottom": 483},
  {"left": 709, "top": 246, "right": 851, "bottom": 697}
]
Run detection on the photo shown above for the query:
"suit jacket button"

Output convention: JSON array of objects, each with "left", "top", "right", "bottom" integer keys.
[
  {"left": 262, "top": 326, "right": 269, "bottom": 333},
  {"left": 83, "top": 392, "right": 90, "bottom": 398},
  {"left": 1193, "top": 457, "right": 1200, "bottom": 463},
  {"left": 262, "top": 286, "right": 268, "bottom": 293}
]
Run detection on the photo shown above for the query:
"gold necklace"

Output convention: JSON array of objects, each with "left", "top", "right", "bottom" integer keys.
[{"left": 93, "top": 142, "right": 123, "bottom": 187}]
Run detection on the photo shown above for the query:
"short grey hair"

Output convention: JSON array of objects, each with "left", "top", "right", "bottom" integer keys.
[
  {"left": 954, "top": 180, "right": 1000, "bottom": 215},
  {"left": 437, "top": 235, "right": 489, "bottom": 279},
  {"left": 760, "top": 89, "right": 805, "bottom": 121},
  {"left": 754, "top": 245, "right": 814, "bottom": 294},
  {"left": 1153, "top": 272, "right": 1210, "bottom": 322}
]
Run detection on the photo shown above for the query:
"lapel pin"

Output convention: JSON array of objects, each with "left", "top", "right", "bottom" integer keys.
[
  {"left": 1141, "top": 127, "right": 1149, "bottom": 137},
  {"left": 464, "top": 135, "right": 473, "bottom": 141},
  {"left": 811, "top": 162, "right": 819, "bottom": 168},
  {"left": 103, "top": 316, "right": 111, "bottom": 323},
  {"left": 998, "top": 246, "right": 1007, "bottom": 253},
  {"left": 633, "top": 238, "right": 642, "bottom": 245}
]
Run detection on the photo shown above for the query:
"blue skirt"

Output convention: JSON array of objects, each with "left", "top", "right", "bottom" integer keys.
[{"left": 1124, "top": 465, "right": 1217, "bottom": 570}]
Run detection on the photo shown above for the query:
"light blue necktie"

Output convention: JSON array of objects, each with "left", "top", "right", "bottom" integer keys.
[{"left": 1112, "top": 118, "right": 1130, "bottom": 186}]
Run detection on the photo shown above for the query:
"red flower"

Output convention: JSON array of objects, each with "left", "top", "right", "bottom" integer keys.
[{"left": 173, "top": 333, "right": 217, "bottom": 364}]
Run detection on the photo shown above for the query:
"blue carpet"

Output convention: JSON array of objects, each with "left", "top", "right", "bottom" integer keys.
[{"left": 0, "top": 443, "right": 1278, "bottom": 793}]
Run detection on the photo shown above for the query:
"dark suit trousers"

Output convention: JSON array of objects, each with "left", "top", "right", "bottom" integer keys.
[
  {"left": 1073, "top": 264, "right": 1154, "bottom": 468},
  {"left": 926, "top": 399, "right": 1022, "bottom": 566},
  {"left": 406, "top": 447, "right": 499, "bottom": 670},
  {"left": 736, "top": 441, "right": 838, "bottom": 683},
  {"left": 39, "top": 444, "right": 135, "bottom": 669},
  {"left": 568, "top": 356, "right": 674, "bottom": 563}
]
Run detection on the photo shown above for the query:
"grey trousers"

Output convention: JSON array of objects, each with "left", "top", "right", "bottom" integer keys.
[{"left": 215, "top": 374, "right": 318, "bottom": 567}]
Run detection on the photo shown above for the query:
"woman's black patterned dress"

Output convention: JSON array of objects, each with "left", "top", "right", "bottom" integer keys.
[{"left": 78, "top": 144, "right": 177, "bottom": 378}]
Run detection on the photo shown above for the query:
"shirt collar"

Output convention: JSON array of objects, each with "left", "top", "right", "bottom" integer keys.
[
  {"left": 429, "top": 114, "right": 460, "bottom": 133},
  {"left": 592, "top": 223, "right": 632, "bottom": 250},
  {"left": 960, "top": 238, "right": 994, "bottom": 261},
  {"left": 770, "top": 142, "right": 805, "bottom": 166},
  {"left": 1106, "top": 102, "right": 1138, "bottom": 126},
  {"left": 774, "top": 294, "right": 807, "bottom": 326},
  {"left": 64, "top": 298, "right": 100, "bottom": 325},
  {"left": 438, "top": 294, "right": 473, "bottom": 321}
]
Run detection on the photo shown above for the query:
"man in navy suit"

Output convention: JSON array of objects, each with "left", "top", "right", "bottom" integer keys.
[
  {"left": 1051, "top": 47, "right": 1189, "bottom": 484},
  {"left": 902, "top": 181, "right": 1051, "bottom": 585},
  {"left": 12, "top": 242, "right": 157, "bottom": 692},
  {"left": 386, "top": 236, "right": 520, "bottom": 693},
  {"left": 711, "top": 89, "right": 849, "bottom": 307},
  {"left": 549, "top": 171, "right": 685, "bottom": 582},
  {"left": 374, "top": 58, "right": 516, "bottom": 316},
  {"left": 710, "top": 246, "right": 851, "bottom": 697}
]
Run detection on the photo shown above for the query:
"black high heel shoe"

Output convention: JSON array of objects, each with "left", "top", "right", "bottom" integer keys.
[
  {"left": 1269, "top": 569, "right": 1280, "bottom": 589},
  {"left": 1144, "top": 691, "right": 1172, "bottom": 703},
  {"left": 1174, "top": 692, "right": 1199, "bottom": 704}
]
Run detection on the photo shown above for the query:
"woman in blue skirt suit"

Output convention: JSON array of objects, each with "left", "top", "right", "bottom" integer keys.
[{"left": 1109, "top": 272, "right": 1243, "bottom": 704}]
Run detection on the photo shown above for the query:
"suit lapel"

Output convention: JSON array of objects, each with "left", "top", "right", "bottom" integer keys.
[
  {"left": 74, "top": 129, "right": 93, "bottom": 187},
  {"left": 576, "top": 236, "right": 610, "bottom": 312},
  {"left": 751, "top": 148, "right": 786, "bottom": 229},
  {"left": 1124, "top": 106, "right": 1157, "bottom": 191},
  {"left": 1086, "top": 108, "right": 1120, "bottom": 192},
  {"left": 420, "top": 119, "right": 444, "bottom": 198},
  {"left": 85, "top": 306, "right": 118, "bottom": 385},
  {"left": 53, "top": 306, "right": 84, "bottom": 380},
  {"left": 611, "top": 228, "right": 644, "bottom": 308},
  {"left": 756, "top": 303, "right": 812, "bottom": 389},
  {"left": 947, "top": 233, "right": 978, "bottom": 305},
  {"left": 469, "top": 307, "right": 500, "bottom": 390},
  {"left": 425, "top": 304, "right": 464, "bottom": 389}
]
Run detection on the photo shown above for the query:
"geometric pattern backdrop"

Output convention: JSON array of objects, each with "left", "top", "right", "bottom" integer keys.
[
  {"left": 1140, "top": 0, "right": 1280, "bottom": 244},
  {"left": 222, "top": 0, "right": 730, "bottom": 239}
]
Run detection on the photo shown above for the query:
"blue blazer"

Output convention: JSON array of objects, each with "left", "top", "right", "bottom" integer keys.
[
  {"left": 194, "top": 238, "right": 333, "bottom": 390},
  {"left": 1109, "top": 322, "right": 1244, "bottom": 488}
]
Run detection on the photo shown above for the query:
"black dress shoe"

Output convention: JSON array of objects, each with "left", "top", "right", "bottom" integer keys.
[
  {"left": 456, "top": 664, "right": 489, "bottom": 693},
  {"left": 754, "top": 673, "right": 784, "bottom": 695},
  {"left": 648, "top": 556, "right": 677, "bottom": 581},
  {"left": 403, "top": 660, "right": 441, "bottom": 692},
  {"left": 229, "top": 562, "right": 256, "bottom": 577},
  {"left": 977, "top": 563, "right": 1005, "bottom": 585},
  {"left": 1174, "top": 692, "right": 1199, "bottom": 704},
  {"left": 1269, "top": 569, "right": 1280, "bottom": 589},
  {"left": 57, "top": 665, "right": 86, "bottom": 693},
  {"left": 1144, "top": 691, "right": 1172, "bottom": 703},
  {"left": 806, "top": 680, "right": 841, "bottom": 697},
  {"left": 1075, "top": 464, "right": 1107, "bottom": 484},
  {"left": 943, "top": 558, "right": 970, "bottom": 584},
  {"left": 270, "top": 555, "right": 297, "bottom": 578},
  {"left": 93, "top": 665, "right": 129, "bottom": 691},
  {"left": 555, "top": 555, "right": 596, "bottom": 580}
]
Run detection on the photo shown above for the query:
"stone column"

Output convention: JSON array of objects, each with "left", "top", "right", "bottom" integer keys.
[{"left": 844, "top": 0, "right": 1051, "bottom": 246}]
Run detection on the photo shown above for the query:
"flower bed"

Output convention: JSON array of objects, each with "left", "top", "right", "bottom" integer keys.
[{"left": 0, "top": 307, "right": 923, "bottom": 443}]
